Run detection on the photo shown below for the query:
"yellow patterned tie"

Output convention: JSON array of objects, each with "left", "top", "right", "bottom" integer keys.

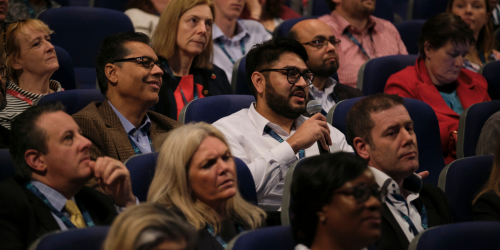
[{"left": 65, "top": 200, "right": 87, "bottom": 228}]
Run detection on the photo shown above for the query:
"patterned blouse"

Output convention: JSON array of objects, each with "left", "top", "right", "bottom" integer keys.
[{"left": 7, "top": 0, "right": 60, "bottom": 21}]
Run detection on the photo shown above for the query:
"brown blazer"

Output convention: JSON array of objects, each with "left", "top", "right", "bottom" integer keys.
[{"left": 72, "top": 100, "right": 181, "bottom": 162}]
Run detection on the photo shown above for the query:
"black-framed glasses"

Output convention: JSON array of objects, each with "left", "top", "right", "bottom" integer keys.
[
  {"left": 112, "top": 56, "right": 165, "bottom": 72},
  {"left": 259, "top": 68, "right": 314, "bottom": 86},
  {"left": 335, "top": 183, "right": 388, "bottom": 204},
  {"left": 302, "top": 37, "right": 341, "bottom": 49}
]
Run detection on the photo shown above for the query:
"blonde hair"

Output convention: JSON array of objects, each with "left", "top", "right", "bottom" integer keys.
[
  {"left": 147, "top": 123, "right": 266, "bottom": 233},
  {"left": 151, "top": 0, "right": 214, "bottom": 69},
  {"left": 2, "top": 19, "right": 53, "bottom": 84},
  {"left": 103, "top": 203, "right": 197, "bottom": 250}
]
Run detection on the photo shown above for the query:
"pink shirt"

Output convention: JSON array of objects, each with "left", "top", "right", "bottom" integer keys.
[{"left": 319, "top": 12, "right": 408, "bottom": 88}]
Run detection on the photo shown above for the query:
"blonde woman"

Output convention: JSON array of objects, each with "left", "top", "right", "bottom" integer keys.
[
  {"left": 148, "top": 123, "right": 266, "bottom": 250},
  {"left": 151, "top": 0, "right": 232, "bottom": 120},
  {"left": 103, "top": 203, "right": 197, "bottom": 250}
]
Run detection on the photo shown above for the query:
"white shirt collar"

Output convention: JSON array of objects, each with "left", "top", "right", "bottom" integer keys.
[
  {"left": 369, "top": 166, "right": 422, "bottom": 199},
  {"left": 213, "top": 19, "right": 250, "bottom": 41}
]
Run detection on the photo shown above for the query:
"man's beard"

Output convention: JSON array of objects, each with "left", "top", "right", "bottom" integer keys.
[
  {"left": 265, "top": 78, "right": 306, "bottom": 120},
  {"left": 310, "top": 61, "right": 338, "bottom": 78}
]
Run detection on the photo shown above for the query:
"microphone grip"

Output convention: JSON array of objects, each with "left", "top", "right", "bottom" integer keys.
[{"left": 317, "top": 140, "right": 329, "bottom": 155}]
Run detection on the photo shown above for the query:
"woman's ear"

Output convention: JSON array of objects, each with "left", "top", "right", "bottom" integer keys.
[
  {"left": 11, "top": 56, "right": 22, "bottom": 70},
  {"left": 317, "top": 205, "right": 329, "bottom": 225},
  {"left": 424, "top": 41, "right": 432, "bottom": 60}
]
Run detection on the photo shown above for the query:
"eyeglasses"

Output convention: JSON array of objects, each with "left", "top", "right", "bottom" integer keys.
[
  {"left": 335, "top": 183, "right": 388, "bottom": 204},
  {"left": 0, "top": 65, "right": 5, "bottom": 78},
  {"left": 302, "top": 37, "right": 341, "bottom": 49},
  {"left": 259, "top": 68, "right": 314, "bottom": 86},
  {"left": 112, "top": 56, "right": 165, "bottom": 72}
]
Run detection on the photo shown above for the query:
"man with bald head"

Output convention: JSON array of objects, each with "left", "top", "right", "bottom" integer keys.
[{"left": 289, "top": 19, "right": 363, "bottom": 115}]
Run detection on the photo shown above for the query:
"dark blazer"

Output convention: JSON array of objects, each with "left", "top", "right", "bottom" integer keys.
[
  {"left": 376, "top": 183, "right": 453, "bottom": 250},
  {"left": 72, "top": 100, "right": 181, "bottom": 162},
  {"left": 154, "top": 57, "right": 233, "bottom": 120},
  {"left": 0, "top": 177, "right": 118, "bottom": 250},
  {"left": 385, "top": 58, "right": 491, "bottom": 164},
  {"left": 473, "top": 191, "right": 500, "bottom": 221}
]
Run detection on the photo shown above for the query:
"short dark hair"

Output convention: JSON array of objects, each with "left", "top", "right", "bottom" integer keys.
[
  {"left": 245, "top": 38, "right": 309, "bottom": 97},
  {"left": 96, "top": 32, "right": 150, "bottom": 96},
  {"left": 290, "top": 152, "right": 368, "bottom": 247},
  {"left": 418, "top": 13, "right": 475, "bottom": 59},
  {"left": 10, "top": 102, "right": 65, "bottom": 180},
  {"left": 346, "top": 94, "right": 404, "bottom": 148}
]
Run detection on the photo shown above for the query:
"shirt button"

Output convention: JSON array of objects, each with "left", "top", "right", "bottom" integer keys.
[
  {"left": 133, "top": 132, "right": 137, "bottom": 136},
  {"left": 143, "top": 143, "right": 146, "bottom": 146}
]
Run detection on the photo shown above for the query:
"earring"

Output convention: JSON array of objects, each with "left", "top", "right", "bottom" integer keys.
[{"left": 320, "top": 216, "right": 327, "bottom": 225}]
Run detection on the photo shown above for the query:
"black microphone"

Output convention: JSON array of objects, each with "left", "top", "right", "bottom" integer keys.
[{"left": 306, "top": 100, "right": 330, "bottom": 155}]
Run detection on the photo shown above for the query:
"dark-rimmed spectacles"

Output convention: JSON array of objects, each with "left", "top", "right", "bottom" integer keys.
[
  {"left": 335, "top": 183, "right": 387, "bottom": 204},
  {"left": 259, "top": 68, "right": 314, "bottom": 86},
  {"left": 302, "top": 37, "right": 341, "bottom": 49},
  {"left": 112, "top": 56, "right": 165, "bottom": 72}
]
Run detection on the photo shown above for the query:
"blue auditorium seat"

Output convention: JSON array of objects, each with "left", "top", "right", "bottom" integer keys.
[
  {"left": 231, "top": 56, "right": 252, "bottom": 95},
  {"left": 93, "top": 0, "right": 129, "bottom": 11},
  {"left": 395, "top": 20, "right": 425, "bottom": 55},
  {"left": 34, "top": 89, "right": 105, "bottom": 115},
  {"left": 438, "top": 155, "right": 493, "bottom": 222},
  {"left": 272, "top": 16, "right": 316, "bottom": 39},
  {"left": 124, "top": 153, "right": 258, "bottom": 204},
  {"left": 480, "top": 61, "right": 500, "bottom": 100},
  {"left": 53, "top": 0, "right": 70, "bottom": 6},
  {"left": 407, "top": 0, "right": 448, "bottom": 20},
  {"left": 52, "top": 46, "right": 76, "bottom": 90},
  {"left": 178, "top": 95, "right": 255, "bottom": 124},
  {"left": 0, "top": 149, "right": 15, "bottom": 182},
  {"left": 227, "top": 226, "right": 295, "bottom": 250},
  {"left": 30, "top": 226, "right": 109, "bottom": 250},
  {"left": 408, "top": 222, "right": 500, "bottom": 250},
  {"left": 327, "top": 97, "right": 445, "bottom": 185},
  {"left": 281, "top": 160, "right": 301, "bottom": 226},
  {"left": 357, "top": 55, "right": 418, "bottom": 95},
  {"left": 456, "top": 100, "right": 500, "bottom": 158}
]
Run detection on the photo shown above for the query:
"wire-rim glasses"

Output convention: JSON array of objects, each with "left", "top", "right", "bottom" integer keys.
[{"left": 302, "top": 37, "right": 341, "bottom": 49}]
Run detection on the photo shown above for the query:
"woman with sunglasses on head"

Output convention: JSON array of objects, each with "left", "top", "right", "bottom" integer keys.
[
  {"left": 0, "top": 19, "right": 61, "bottom": 130},
  {"left": 291, "top": 152, "right": 384, "bottom": 250},
  {"left": 151, "top": 0, "right": 232, "bottom": 120}
]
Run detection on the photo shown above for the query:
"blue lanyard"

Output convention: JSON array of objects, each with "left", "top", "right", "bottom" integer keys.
[
  {"left": 217, "top": 40, "right": 246, "bottom": 64},
  {"left": 163, "top": 62, "right": 198, "bottom": 105},
  {"left": 386, "top": 194, "right": 428, "bottom": 236},
  {"left": 128, "top": 133, "right": 154, "bottom": 155},
  {"left": 264, "top": 125, "right": 305, "bottom": 159},
  {"left": 206, "top": 224, "right": 243, "bottom": 248},
  {"left": 22, "top": 0, "right": 51, "bottom": 18},
  {"left": 344, "top": 30, "right": 371, "bottom": 60},
  {"left": 25, "top": 182, "right": 95, "bottom": 228}
]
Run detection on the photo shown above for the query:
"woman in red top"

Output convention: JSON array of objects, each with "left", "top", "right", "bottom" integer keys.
[{"left": 385, "top": 13, "right": 490, "bottom": 164}]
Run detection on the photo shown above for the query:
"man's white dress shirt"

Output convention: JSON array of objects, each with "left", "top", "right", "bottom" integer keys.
[{"left": 213, "top": 103, "right": 353, "bottom": 211}]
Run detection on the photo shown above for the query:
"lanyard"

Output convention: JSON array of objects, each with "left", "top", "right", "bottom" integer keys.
[
  {"left": 344, "top": 30, "right": 371, "bottom": 60},
  {"left": 25, "top": 182, "right": 95, "bottom": 228},
  {"left": 163, "top": 62, "right": 198, "bottom": 105},
  {"left": 22, "top": 0, "right": 52, "bottom": 18},
  {"left": 206, "top": 224, "right": 243, "bottom": 248},
  {"left": 264, "top": 125, "right": 305, "bottom": 159},
  {"left": 7, "top": 89, "right": 34, "bottom": 105},
  {"left": 386, "top": 194, "right": 428, "bottom": 236},
  {"left": 217, "top": 40, "right": 246, "bottom": 64},
  {"left": 128, "top": 133, "right": 154, "bottom": 155}
]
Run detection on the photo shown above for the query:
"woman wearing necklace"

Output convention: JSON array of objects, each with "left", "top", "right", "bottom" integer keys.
[
  {"left": 7, "top": 0, "right": 60, "bottom": 21},
  {"left": 0, "top": 19, "right": 62, "bottom": 130},
  {"left": 151, "top": 0, "right": 232, "bottom": 120}
]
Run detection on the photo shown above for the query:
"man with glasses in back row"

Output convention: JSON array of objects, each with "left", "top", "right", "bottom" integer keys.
[
  {"left": 73, "top": 32, "right": 180, "bottom": 163},
  {"left": 213, "top": 38, "right": 353, "bottom": 225}
]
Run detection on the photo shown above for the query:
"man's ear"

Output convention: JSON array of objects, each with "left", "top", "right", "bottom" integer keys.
[
  {"left": 25, "top": 149, "right": 46, "bottom": 173},
  {"left": 105, "top": 63, "right": 118, "bottom": 87},
  {"left": 251, "top": 71, "right": 265, "bottom": 95},
  {"left": 353, "top": 137, "right": 370, "bottom": 161}
]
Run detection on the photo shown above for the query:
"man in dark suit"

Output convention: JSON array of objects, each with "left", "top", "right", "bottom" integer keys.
[
  {"left": 73, "top": 32, "right": 180, "bottom": 162},
  {"left": 346, "top": 94, "right": 452, "bottom": 250},
  {"left": 0, "top": 102, "right": 137, "bottom": 250},
  {"left": 288, "top": 19, "right": 363, "bottom": 116}
]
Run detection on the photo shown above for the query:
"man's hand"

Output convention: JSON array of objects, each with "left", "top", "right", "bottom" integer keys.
[
  {"left": 286, "top": 113, "right": 332, "bottom": 153},
  {"left": 246, "top": 0, "right": 262, "bottom": 20},
  {"left": 417, "top": 171, "right": 429, "bottom": 179},
  {"left": 89, "top": 156, "right": 136, "bottom": 207}
]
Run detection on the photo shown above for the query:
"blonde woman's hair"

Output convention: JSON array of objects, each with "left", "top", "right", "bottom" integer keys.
[
  {"left": 103, "top": 203, "right": 197, "bottom": 250},
  {"left": 151, "top": 0, "right": 214, "bottom": 69},
  {"left": 2, "top": 19, "right": 53, "bottom": 84},
  {"left": 147, "top": 122, "right": 266, "bottom": 233}
]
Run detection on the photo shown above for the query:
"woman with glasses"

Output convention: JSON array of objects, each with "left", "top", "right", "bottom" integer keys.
[
  {"left": 0, "top": 19, "right": 62, "bottom": 130},
  {"left": 151, "top": 0, "right": 232, "bottom": 120},
  {"left": 385, "top": 13, "right": 490, "bottom": 165},
  {"left": 291, "top": 152, "right": 384, "bottom": 250},
  {"left": 148, "top": 123, "right": 266, "bottom": 250}
]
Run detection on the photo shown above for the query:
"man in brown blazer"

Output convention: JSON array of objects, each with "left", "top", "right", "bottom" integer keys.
[{"left": 73, "top": 32, "right": 180, "bottom": 162}]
